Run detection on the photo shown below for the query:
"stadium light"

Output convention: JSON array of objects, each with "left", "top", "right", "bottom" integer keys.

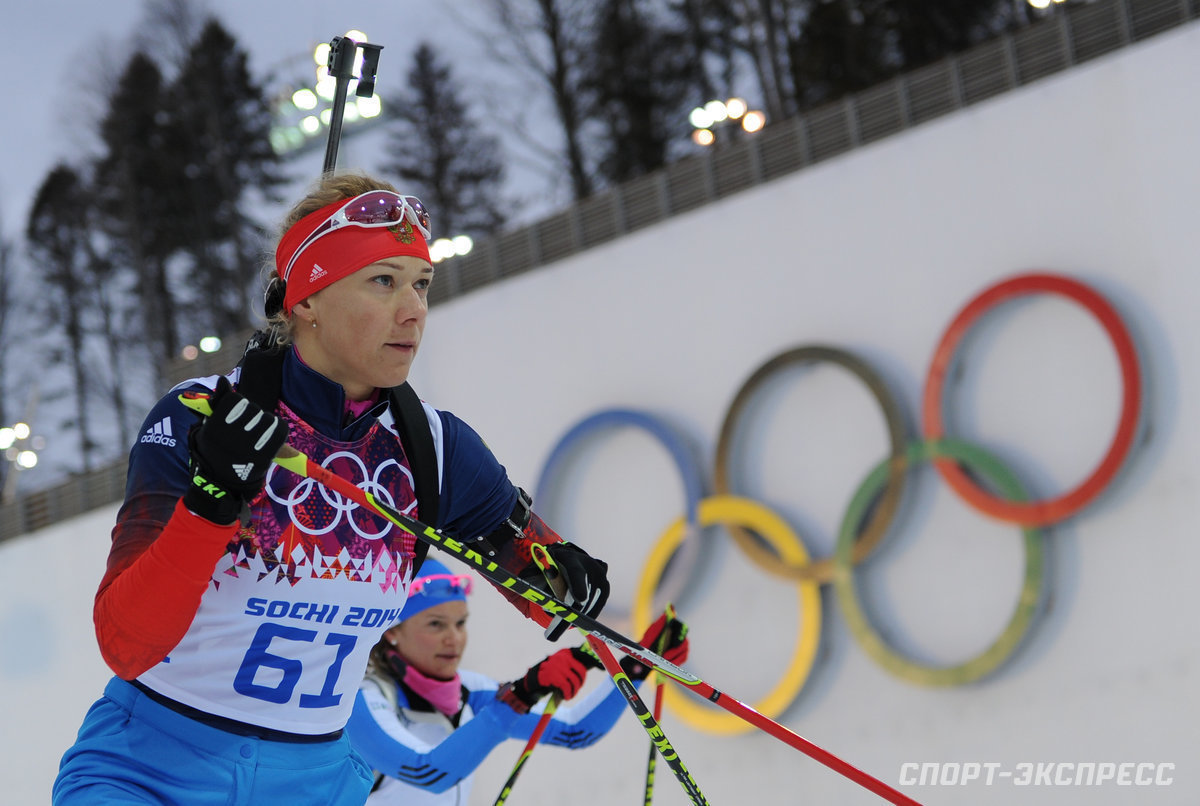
[
  {"left": 1, "top": 421, "right": 43, "bottom": 474},
  {"left": 430, "top": 235, "right": 475, "bottom": 264},
  {"left": 688, "top": 97, "right": 765, "bottom": 148},
  {"left": 271, "top": 31, "right": 385, "bottom": 156}
]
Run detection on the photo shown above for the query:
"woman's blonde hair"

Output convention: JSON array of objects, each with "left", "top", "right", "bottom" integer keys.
[{"left": 262, "top": 172, "right": 401, "bottom": 345}]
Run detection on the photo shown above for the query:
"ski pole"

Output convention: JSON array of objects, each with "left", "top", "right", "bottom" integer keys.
[
  {"left": 178, "top": 392, "right": 921, "bottom": 805},
  {"left": 493, "top": 561, "right": 570, "bottom": 806},
  {"left": 643, "top": 604, "right": 676, "bottom": 806},
  {"left": 492, "top": 694, "right": 560, "bottom": 806},
  {"left": 531, "top": 547, "right": 708, "bottom": 805}
]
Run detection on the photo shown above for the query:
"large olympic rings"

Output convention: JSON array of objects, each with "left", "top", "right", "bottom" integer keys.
[
  {"left": 632, "top": 496, "right": 822, "bottom": 735},
  {"left": 713, "top": 346, "right": 909, "bottom": 583},
  {"left": 534, "top": 272, "right": 1142, "bottom": 732},
  {"left": 834, "top": 439, "right": 1046, "bottom": 686},
  {"left": 923, "top": 273, "right": 1142, "bottom": 526}
]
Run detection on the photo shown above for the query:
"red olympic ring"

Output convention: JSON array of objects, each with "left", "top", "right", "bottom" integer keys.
[{"left": 922, "top": 273, "right": 1143, "bottom": 526}]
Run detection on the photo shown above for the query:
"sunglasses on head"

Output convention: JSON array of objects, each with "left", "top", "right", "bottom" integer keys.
[
  {"left": 283, "top": 190, "right": 432, "bottom": 281},
  {"left": 410, "top": 572, "right": 473, "bottom": 596}
]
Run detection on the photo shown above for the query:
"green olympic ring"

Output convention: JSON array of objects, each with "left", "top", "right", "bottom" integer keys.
[{"left": 834, "top": 438, "right": 1046, "bottom": 686}]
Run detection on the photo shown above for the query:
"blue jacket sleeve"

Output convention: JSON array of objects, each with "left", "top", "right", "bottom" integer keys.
[
  {"left": 509, "top": 678, "right": 635, "bottom": 750},
  {"left": 435, "top": 410, "right": 519, "bottom": 539},
  {"left": 347, "top": 679, "right": 523, "bottom": 794}
]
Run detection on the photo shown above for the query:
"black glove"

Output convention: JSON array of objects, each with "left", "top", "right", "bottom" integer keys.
[
  {"left": 577, "top": 611, "right": 690, "bottom": 682},
  {"left": 545, "top": 542, "right": 609, "bottom": 616},
  {"left": 540, "top": 542, "right": 609, "bottom": 640},
  {"left": 182, "top": 377, "right": 288, "bottom": 525}
]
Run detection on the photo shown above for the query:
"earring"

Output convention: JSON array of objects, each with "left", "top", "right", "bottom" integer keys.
[{"left": 311, "top": 320, "right": 317, "bottom": 329}]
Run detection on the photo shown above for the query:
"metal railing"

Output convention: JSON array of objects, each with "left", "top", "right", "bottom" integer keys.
[
  {"left": 0, "top": 459, "right": 127, "bottom": 543},
  {"left": 2, "top": 0, "right": 1194, "bottom": 545},
  {"left": 430, "top": 0, "right": 1197, "bottom": 303}
]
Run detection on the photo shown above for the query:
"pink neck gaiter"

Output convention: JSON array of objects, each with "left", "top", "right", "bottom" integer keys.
[{"left": 402, "top": 663, "right": 463, "bottom": 717}]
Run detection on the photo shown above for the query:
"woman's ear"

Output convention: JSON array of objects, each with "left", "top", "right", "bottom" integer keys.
[{"left": 292, "top": 297, "right": 317, "bottom": 329}]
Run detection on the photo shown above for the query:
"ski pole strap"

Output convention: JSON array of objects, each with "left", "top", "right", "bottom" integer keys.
[{"left": 531, "top": 543, "right": 574, "bottom": 639}]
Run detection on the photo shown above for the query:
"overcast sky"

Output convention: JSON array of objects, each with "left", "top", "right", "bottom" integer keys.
[
  {"left": 3, "top": 0, "right": 558, "bottom": 240},
  {"left": 3, "top": 0, "right": 572, "bottom": 489}
]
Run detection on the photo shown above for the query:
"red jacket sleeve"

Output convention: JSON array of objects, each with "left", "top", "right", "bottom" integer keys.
[{"left": 94, "top": 499, "right": 238, "bottom": 679}]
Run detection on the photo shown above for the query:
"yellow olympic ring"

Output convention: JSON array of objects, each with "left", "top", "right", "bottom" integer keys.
[{"left": 631, "top": 495, "right": 821, "bottom": 735}]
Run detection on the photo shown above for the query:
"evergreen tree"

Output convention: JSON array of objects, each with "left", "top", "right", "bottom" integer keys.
[
  {"left": 790, "top": 0, "right": 896, "bottom": 110},
  {"left": 886, "top": 0, "right": 1015, "bottom": 68},
  {"left": 382, "top": 42, "right": 508, "bottom": 239},
  {"left": 26, "top": 166, "right": 98, "bottom": 472},
  {"left": 92, "top": 52, "right": 182, "bottom": 383},
  {"left": 168, "top": 19, "right": 284, "bottom": 339},
  {"left": 582, "top": 0, "right": 701, "bottom": 184}
]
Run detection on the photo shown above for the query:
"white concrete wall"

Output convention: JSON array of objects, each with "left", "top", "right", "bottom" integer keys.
[{"left": 4, "top": 23, "right": 1198, "bottom": 806}]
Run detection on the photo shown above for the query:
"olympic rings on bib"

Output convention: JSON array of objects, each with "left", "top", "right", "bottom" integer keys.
[
  {"left": 922, "top": 273, "right": 1142, "bottom": 526},
  {"left": 632, "top": 496, "right": 821, "bottom": 735},
  {"left": 534, "top": 272, "right": 1142, "bottom": 732},
  {"left": 714, "top": 345, "right": 909, "bottom": 584}
]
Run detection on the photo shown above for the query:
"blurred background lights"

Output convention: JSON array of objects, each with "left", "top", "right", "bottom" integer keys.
[
  {"left": 1, "top": 421, "right": 42, "bottom": 474},
  {"left": 272, "top": 30, "right": 386, "bottom": 155},
  {"left": 742, "top": 110, "right": 766, "bottom": 133},
  {"left": 356, "top": 96, "right": 382, "bottom": 118},
  {"left": 291, "top": 88, "right": 317, "bottom": 110},
  {"left": 688, "top": 97, "right": 764, "bottom": 147},
  {"left": 430, "top": 235, "right": 475, "bottom": 263},
  {"left": 198, "top": 336, "right": 222, "bottom": 353},
  {"left": 316, "top": 73, "right": 337, "bottom": 101},
  {"left": 704, "top": 99, "right": 730, "bottom": 123}
]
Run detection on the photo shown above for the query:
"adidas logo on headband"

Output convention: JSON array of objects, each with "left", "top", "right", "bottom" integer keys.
[{"left": 309, "top": 264, "right": 328, "bottom": 282}]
